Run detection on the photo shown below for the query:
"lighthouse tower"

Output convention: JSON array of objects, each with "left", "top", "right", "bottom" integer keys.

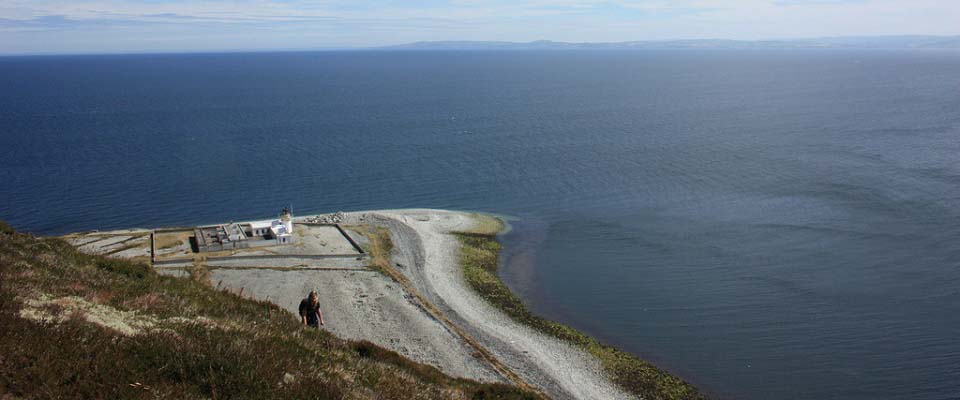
[{"left": 280, "top": 206, "right": 293, "bottom": 233}]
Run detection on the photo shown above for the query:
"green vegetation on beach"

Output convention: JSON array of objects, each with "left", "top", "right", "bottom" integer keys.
[
  {"left": 344, "top": 223, "right": 539, "bottom": 395},
  {"left": 456, "top": 215, "right": 706, "bottom": 400},
  {"left": 0, "top": 221, "right": 536, "bottom": 399}
]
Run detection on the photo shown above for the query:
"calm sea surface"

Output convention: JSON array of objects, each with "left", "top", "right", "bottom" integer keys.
[{"left": 1, "top": 50, "right": 958, "bottom": 399}]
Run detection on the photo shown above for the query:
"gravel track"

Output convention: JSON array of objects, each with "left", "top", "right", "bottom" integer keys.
[{"left": 348, "top": 209, "right": 632, "bottom": 400}]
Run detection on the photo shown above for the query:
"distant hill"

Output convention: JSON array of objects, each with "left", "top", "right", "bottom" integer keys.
[{"left": 381, "top": 36, "right": 960, "bottom": 50}]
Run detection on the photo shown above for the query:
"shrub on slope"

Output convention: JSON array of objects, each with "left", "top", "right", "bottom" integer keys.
[{"left": 0, "top": 224, "right": 537, "bottom": 400}]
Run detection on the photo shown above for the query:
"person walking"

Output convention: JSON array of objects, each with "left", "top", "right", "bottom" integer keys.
[{"left": 299, "top": 290, "right": 325, "bottom": 328}]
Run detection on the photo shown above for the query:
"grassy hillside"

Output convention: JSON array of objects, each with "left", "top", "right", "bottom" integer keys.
[{"left": 0, "top": 221, "right": 537, "bottom": 400}]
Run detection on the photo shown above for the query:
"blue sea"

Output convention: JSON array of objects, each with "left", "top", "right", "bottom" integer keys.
[{"left": 1, "top": 50, "right": 959, "bottom": 399}]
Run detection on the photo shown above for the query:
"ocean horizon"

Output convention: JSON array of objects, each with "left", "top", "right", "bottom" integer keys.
[{"left": 2, "top": 49, "right": 959, "bottom": 399}]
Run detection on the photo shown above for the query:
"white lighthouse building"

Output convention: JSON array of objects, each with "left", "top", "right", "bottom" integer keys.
[
  {"left": 194, "top": 207, "right": 296, "bottom": 253},
  {"left": 245, "top": 207, "right": 295, "bottom": 245},
  {"left": 275, "top": 207, "right": 294, "bottom": 244}
]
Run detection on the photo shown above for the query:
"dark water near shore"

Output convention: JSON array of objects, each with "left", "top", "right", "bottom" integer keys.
[{"left": 2, "top": 50, "right": 959, "bottom": 399}]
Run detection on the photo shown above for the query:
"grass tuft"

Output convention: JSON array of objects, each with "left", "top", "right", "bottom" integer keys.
[
  {"left": 0, "top": 221, "right": 14, "bottom": 235},
  {"left": 96, "top": 257, "right": 151, "bottom": 279}
]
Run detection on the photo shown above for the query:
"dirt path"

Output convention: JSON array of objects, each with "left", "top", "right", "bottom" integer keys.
[
  {"left": 348, "top": 209, "right": 632, "bottom": 400},
  {"left": 205, "top": 267, "right": 505, "bottom": 383}
]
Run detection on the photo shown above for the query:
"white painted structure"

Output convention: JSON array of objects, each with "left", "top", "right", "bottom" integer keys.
[
  {"left": 244, "top": 208, "right": 294, "bottom": 245},
  {"left": 249, "top": 220, "right": 273, "bottom": 237},
  {"left": 271, "top": 219, "right": 292, "bottom": 244}
]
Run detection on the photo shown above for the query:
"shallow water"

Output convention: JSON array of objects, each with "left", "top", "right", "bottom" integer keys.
[{"left": 2, "top": 50, "right": 959, "bottom": 399}]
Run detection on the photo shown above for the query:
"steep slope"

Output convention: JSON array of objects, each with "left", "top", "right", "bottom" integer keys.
[{"left": 0, "top": 222, "right": 538, "bottom": 400}]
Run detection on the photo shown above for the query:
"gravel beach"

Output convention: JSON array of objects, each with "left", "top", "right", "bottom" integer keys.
[{"left": 342, "top": 209, "right": 631, "bottom": 400}]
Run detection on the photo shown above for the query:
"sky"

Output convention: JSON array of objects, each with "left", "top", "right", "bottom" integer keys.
[{"left": 0, "top": 0, "right": 958, "bottom": 54}]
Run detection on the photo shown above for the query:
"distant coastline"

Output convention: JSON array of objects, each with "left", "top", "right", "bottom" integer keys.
[
  {"left": 5, "top": 35, "right": 959, "bottom": 57},
  {"left": 380, "top": 35, "right": 960, "bottom": 51}
]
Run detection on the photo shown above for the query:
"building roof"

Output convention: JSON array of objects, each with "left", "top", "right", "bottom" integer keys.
[
  {"left": 248, "top": 220, "right": 273, "bottom": 230},
  {"left": 270, "top": 220, "right": 291, "bottom": 237}
]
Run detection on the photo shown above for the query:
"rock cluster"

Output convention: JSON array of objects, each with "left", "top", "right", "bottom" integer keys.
[{"left": 306, "top": 212, "right": 345, "bottom": 224}]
